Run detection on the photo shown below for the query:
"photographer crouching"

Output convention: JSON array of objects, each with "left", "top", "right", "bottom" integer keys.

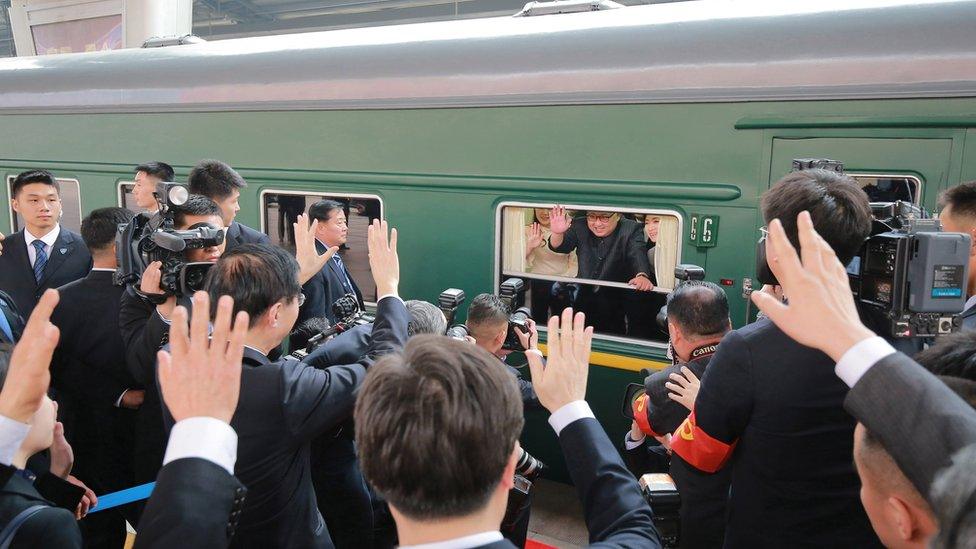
[{"left": 626, "top": 280, "right": 732, "bottom": 549}]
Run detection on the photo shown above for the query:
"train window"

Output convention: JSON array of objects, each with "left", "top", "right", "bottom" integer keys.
[
  {"left": 261, "top": 191, "right": 383, "bottom": 303},
  {"left": 497, "top": 204, "right": 682, "bottom": 344},
  {"left": 118, "top": 182, "right": 140, "bottom": 211},
  {"left": 850, "top": 174, "right": 921, "bottom": 205},
  {"left": 6, "top": 175, "right": 83, "bottom": 233}
]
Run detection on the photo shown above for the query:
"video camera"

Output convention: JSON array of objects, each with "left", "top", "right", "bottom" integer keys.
[
  {"left": 499, "top": 278, "right": 532, "bottom": 352},
  {"left": 115, "top": 181, "right": 224, "bottom": 297},
  {"left": 757, "top": 159, "right": 971, "bottom": 338},
  {"left": 290, "top": 293, "right": 374, "bottom": 359}
]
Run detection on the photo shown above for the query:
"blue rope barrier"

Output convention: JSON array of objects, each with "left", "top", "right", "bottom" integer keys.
[{"left": 89, "top": 482, "right": 156, "bottom": 513}]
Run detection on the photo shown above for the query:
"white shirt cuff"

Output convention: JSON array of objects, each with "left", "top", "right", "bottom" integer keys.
[
  {"left": 377, "top": 294, "right": 403, "bottom": 304},
  {"left": 114, "top": 390, "right": 127, "bottom": 408},
  {"left": 0, "top": 415, "right": 30, "bottom": 466},
  {"left": 548, "top": 400, "right": 594, "bottom": 436},
  {"left": 163, "top": 417, "right": 238, "bottom": 475},
  {"left": 835, "top": 336, "right": 897, "bottom": 388},
  {"left": 624, "top": 432, "right": 645, "bottom": 450}
]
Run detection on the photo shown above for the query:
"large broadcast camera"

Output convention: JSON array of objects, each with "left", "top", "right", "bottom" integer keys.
[
  {"left": 290, "top": 293, "right": 375, "bottom": 359},
  {"left": 115, "top": 181, "right": 224, "bottom": 297},
  {"left": 757, "top": 159, "right": 971, "bottom": 338}
]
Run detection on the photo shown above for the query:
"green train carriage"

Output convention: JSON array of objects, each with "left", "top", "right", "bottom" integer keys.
[{"left": 2, "top": 0, "right": 976, "bottom": 478}]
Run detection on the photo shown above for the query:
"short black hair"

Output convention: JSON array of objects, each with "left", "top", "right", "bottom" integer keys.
[
  {"left": 406, "top": 300, "right": 447, "bottom": 337},
  {"left": 915, "top": 331, "right": 976, "bottom": 382},
  {"left": 761, "top": 169, "right": 872, "bottom": 265},
  {"left": 308, "top": 200, "right": 346, "bottom": 224},
  {"left": 466, "top": 294, "right": 509, "bottom": 330},
  {"left": 939, "top": 181, "right": 976, "bottom": 220},
  {"left": 135, "top": 161, "right": 175, "bottom": 183},
  {"left": 666, "top": 281, "right": 730, "bottom": 337},
  {"left": 81, "top": 207, "right": 134, "bottom": 253},
  {"left": 204, "top": 244, "right": 302, "bottom": 328},
  {"left": 11, "top": 170, "right": 59, "bottom": 198},
  {"left": 172, "top": 195, "right": 222, "bottom": 229},
  {"left": 187, "top": 160, "right": 246, "bottom": 200}
]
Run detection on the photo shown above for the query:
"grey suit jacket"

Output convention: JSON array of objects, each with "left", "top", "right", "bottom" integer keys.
[
  {"left": 844, "top": 351, "right": 976, "bottom": 498},
  {"left": 961, "top": 301, "right": 976, "bottom": 331}
]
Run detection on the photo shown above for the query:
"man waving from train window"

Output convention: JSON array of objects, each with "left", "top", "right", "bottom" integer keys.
[
  {"left": 669, "top": 170, "right": 884, "bottom": 548},
  {"left": 547, "top": 206, "right": 652, "bottom": 335}
]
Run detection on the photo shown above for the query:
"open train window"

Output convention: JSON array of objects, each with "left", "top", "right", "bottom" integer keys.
[
  {"left": 260, "top": 190, "right": 383, "bottom": 304},
  {"left": 496, "top": 203, "right": 682, "bottom": 345},
  {"left": 118, "top": 181, "right": 140, "bottom": 211},
  {"left": 6, "top": 175, "right": 83, "bottom": 233},
  {"left": 850, "top": 174, "right": 921, "bottom": 205}
]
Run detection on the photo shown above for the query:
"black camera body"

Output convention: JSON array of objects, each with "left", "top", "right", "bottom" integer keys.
[
  {"left": 640, "top": 474, "right": 681, "bottom": 548},
  {"left": 116, "top": 182, "right": 224, "bottom": 296},
  {"left": 499, "top": 278, "right": 531, "bottom": 352},
  {"left": 655, "top": 264, "right": 706, "bottom": 331},
  {"left": 440, "top": 288, "right": 471, "bottom": 340},
  {"left": 291, "top": 293, "right": 374, "bottom": 359}
]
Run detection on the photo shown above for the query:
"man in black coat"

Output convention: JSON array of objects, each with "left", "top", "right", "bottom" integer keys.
[
  {"left": 0, "top": 292, "right": 24, "bottom": 345},
  {"left": 51, "top": 207, "right": 144, "bottom": 546},
  {"left": 160, "top": 221, "right": 407, "bottom": 548},
  {"left": 547, "top": 206, "right": 652, "bottom": 335},
  {"left": 355, "top": 309, "right": 660, "bottom": 548},
  {"left": 0, "top": 170, "right": 91, "bottom": 317},
  {"left": 188, "top": 159, "right": 271, "bottom": 252},
  {"left": 294, "top": 200, "right": 365, "bottom": 349},
  {"left": 670, "top": 170, "right": 882, "bottom": 548},
  {"left": 627, "top": 280, "right": 731, "bottom": 549}
]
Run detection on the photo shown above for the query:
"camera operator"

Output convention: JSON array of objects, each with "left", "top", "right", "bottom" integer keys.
[
  {"left": 937, "top": 181, "right": 976, "bottom": 331},
  {"left": 118, "top": 195, "right": 226, "bottom": 484},
  {"left": 626, "top": 280, "right": 731, "bottom": 549},
  {"left": 669, "top": 169, "right": 883, "bottom": 548},
  {"left": 466, "top": 294, "right": 540, "bottom": 409},
  {"left": 131, "top": 162, "right": 174, "bottom": 215},
  {"left": 156, "top": 219, "right": 407, "bottom": 548}
]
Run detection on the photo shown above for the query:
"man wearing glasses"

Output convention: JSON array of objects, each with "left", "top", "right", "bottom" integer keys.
[{"left": 548, "top": 206, "right": 652, "bottom": 336}]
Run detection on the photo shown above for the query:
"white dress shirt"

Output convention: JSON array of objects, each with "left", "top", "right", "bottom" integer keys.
[
  {"left": 398, "top": 532, "right": 504, "bottom": 549},
  {"left": 24, "top": 224, "right": 60, "bottom": 267},
  {"left": 0, "top": 415, "right": 30, "bottom": 466},
  {"left": 162, "top": 417, "right": 238, "bottom": 475},
  {"left": 834, "top": 336, "right": 897, "bottom": 388}
]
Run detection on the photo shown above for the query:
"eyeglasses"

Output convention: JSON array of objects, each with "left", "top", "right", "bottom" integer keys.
[
  {"left": 586, "top": 213, "right": 615, "bottom": 223},
  {"left": 296, "top": 293, "right": 306, "bottom": 307}
]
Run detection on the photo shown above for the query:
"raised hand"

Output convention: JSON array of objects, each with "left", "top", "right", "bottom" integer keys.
[
  {"left": 157, "top": 292, "right": 248, "bottom": 424},
  {"left": 0, "top": 290, "right": 59, "bottom": 422},
  {"left": 49, "top": 417, "right": 73, "bottom": 478},
  {"left": 665, "top": 366, "right": 700, "bottom": 412},
  {"left": 548, "top": 205, "right": 571, "bottom": 235},
  {"left": 294, "top": 213, "right": 338, "bottom": 285},
  {"left": 750, "top": 211, "right": 875, "bottom": 361},
  {"left": 367, "top": 219, "right": 399, "bottom": 298},
  {"left": 526, "top": 307, "right": 594, "bottom": 413},
  {"left": 526, "top": 223, "right": 544, "bottom": 255}
]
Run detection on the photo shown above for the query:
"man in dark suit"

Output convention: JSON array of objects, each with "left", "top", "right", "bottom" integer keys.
[
  {"left": 0, "top": 170, "right": 91, "bottom": 317},
  {"left": 936, "top": 181, "right": 976, "bottom": 330},
  {"left": 131, "top": 162, "right": 175, "bottom": 215},
  {"left": 355, "top": 308, "right": 660, "bottom": 548},
  {"left": 118, "top": 195, "right": 226, "bottom": 485},
  {"left": 0, "top": 292, "right": 24, "bottom": 346},
  {"left": 294, "top": 200, "right": 364, "bottom": 349},
  {"left": 51, "top": 207, "right": 143, "bottom": 547},
  {"left": 159, "top": 221, "right": 407, "bottom": 548},
  {"left": 547, "top": 206, "right": 653, "bottom": 336},
  {"left": 188, "top": 159, "right": 271, "bottom": 252},
  {"left": 670, "top": 170, "right": 882, "bottom": 548},
  {"left": 627, "top": 280, "right": 731, "bottom": 549}
]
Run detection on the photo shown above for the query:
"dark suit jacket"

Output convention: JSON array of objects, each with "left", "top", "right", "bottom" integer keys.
[
  {"left": 0, "top": 472, "right": 82, "bottom": 548},
  {"left": 549, "top": 217, "right": 650, "bottom": 283},
  {"left": 160, "top": 296, "right": 409, "bottom": 548},
  {"left": 559, "top": 417, "right": 660, "bottom": 547},
  {"left": 0, "top": 290, "right": 24, "bottom": 344},
  {"left": 0, "top": 228, "right": 92, "bottom": 316},
  {"left": 845, "top": 351, "right": 976, "bottom": 499},
  {"left": 51, "top": 271, "right": 139, "bottom": 493},
  {"left": 302, "top": 323, "right": 372, "bottom": 368},
  {"left": 223, "top": 221, "right": 271, "bottom": 253},
  {"left": 677, "top": 319, "right": 881, "bottom": 548},
  {"left": 134, "top": 457, "right": 247, "bottom": 549},
  {"left": 294, "top": 243, "right": 365, "bottom": 348}
]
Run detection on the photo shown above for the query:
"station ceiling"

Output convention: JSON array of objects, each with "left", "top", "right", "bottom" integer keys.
[{"left": 0, "top": 0, "right": 679, "bottom": 58}]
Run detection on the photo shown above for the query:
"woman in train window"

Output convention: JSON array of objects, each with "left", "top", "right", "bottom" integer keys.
[
  {"left": 624, "top": 214, "right": 669, "bottom": 340},
  {"left": 525, "top": 207, "right": 578, "bottom": 322},
  {"left": 547, "top": 205, "right": 653, "bottom": 336}
]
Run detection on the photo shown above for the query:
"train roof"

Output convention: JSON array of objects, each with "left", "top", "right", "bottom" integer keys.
[{"left": 1, "top": 0, "right": 975, "bottom": 113}]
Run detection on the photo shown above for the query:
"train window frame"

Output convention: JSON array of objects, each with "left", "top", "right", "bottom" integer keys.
[
  {"left": 494, "top": 201, "right": 684, "bottom": 349},
  {"left": 6, "top": 175, "right": 83, "bottom": 234},
  {"left": 848, "top": 173, "right": 923, "bottom": 206},
  {"left": 117, "top": 180, "right": 136, "bottom": 210},
  {"left": 258, "top": 188, "right": 385, "bottom": 307}
]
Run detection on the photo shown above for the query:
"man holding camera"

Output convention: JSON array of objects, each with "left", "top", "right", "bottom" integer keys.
[
  {"left": 118, "top": 195, "right": 226, "bottom": 484},
  {"left": 669, "top": 170, "right": 883, "bottom": 547},
  {"left": 466, "top": 293, "right": 540, "bottom": 408},
  {"left": 937, "top": 181, "right": 976, "bottom": 331},
  {"left": 157, "top": 219, "right": 408, "bottom": 548}
]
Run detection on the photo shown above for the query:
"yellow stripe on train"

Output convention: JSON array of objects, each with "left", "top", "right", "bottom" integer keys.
[{"left": 537, "top": 344, "right": 670, "bottom": 373}]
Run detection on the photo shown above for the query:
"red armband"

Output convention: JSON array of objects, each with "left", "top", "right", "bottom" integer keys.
[
  {"left": 670, "top": 411, "right": 736, "bottom": 473},
  {"left": 631, "top": 394, "right": 661, "bottom": 438}
]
